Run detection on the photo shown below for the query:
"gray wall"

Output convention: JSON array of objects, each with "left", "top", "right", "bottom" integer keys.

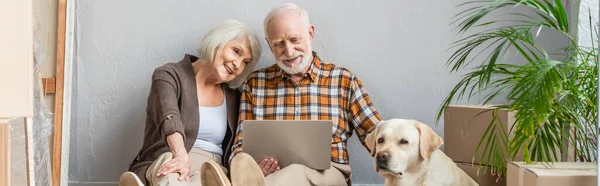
[
  {"left": 68, "top": 0, "right": 572, "bottom": 185},
  {"left": 578, "top": 0, "right": 599, "bottom": 47}
]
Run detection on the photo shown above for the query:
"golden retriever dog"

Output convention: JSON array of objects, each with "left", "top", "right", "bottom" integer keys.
[{"left": 366, "top": 118, "right": 478, "bottom": 186}]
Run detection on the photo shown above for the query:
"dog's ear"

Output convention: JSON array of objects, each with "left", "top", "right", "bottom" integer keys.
[
  {"left": 414, "top": 121, "right": 443, "bottom": 160},
  {"left": 365, "top": 121, "right": 383, "bottom": 156}
]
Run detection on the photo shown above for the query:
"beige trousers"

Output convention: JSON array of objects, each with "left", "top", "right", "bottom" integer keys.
[
  {"left": 264, "top": 162, "right": 351, "bottom": 186},
  {"left": 145, "top": 148, "right": 226, "bottom": 186}
]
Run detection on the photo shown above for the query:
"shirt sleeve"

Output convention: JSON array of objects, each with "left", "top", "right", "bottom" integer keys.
[
  {"left": 229, "top": 83, "right": 255, "bottom": 163},
  {"left": 347, "top": 74, "right": 382, "bottom": 152},
  {"left": 148, "top": 67, "right": 187, "bottom": 146}
]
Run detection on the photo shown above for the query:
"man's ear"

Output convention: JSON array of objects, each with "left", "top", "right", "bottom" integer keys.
[
  {"left": 308, "top": 25, "right": 315, "bottom": 43},
  {"left": 365, "top": 121, "right": 383, "bottom": 156},
  {"left": 414, "top": 121, "right": 443, "bottom": 160}
]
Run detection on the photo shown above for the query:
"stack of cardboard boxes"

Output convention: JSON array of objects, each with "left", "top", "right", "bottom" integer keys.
[
  {"left": 444, "top": 105, "right": 512, "bottom": 186},
  {"left": 443, "top": 105, "right": 597, "bottom": 186}
]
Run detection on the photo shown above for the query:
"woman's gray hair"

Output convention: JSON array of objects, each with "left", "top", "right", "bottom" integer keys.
[
  {"left": 197, "top": 19, "right": 262, "bottom": 89},
  {"left": 263, "top": 3, "right": 311, "bottom": 37}
]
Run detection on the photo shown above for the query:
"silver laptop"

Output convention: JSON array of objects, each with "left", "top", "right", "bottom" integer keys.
[{"left": 241, "top": 120, "right": 333, "bottom": 170}]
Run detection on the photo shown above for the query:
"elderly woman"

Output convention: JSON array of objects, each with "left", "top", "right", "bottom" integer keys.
[{"left": 118, "top": 20, "right": 261, "bottom": 186}]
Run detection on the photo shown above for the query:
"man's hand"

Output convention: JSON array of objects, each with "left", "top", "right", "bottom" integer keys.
[
  {"left": 258, "top": 156, "right": 280, "bottom": 176},
  {"left": 156, "top": 153, "right": 191, "bottom": 182}
]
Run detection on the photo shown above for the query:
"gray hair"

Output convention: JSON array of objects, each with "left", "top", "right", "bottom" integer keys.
[
  {"left": 197, "top": 20, "right": 262, "bottom": 89},
  {"left": 263, "top": 3, "right": 311, "bottom": 37}
]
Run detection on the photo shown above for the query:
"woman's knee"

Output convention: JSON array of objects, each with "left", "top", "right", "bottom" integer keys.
[{"left": 157, "top": 152, "right": 174, "bottom": 160}]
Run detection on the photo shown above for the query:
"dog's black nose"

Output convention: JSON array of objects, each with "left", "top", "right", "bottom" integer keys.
[{"left": 376, "top": 151, "right": 390, "bottom": 161}]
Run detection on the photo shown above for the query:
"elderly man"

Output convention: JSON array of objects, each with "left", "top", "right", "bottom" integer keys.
[{"left": 200, "top": 3, "right": 382, "bottom": 186}]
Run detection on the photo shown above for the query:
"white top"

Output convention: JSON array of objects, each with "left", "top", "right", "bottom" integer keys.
[{"left": 193, "top": 97, "right": 228, "bottom": 158}]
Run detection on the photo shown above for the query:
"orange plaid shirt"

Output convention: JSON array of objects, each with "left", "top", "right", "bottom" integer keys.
[{"left": 231, "top": 52, "right": 382, "bottom": 164}]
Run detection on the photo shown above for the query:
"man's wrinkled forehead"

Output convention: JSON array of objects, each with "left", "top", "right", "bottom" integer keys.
[{"left": 266, "top": 12, "right": 309, "bottom": 40}]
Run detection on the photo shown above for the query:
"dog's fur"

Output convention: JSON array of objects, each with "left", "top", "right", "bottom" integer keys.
[{"left": 366, "top": 119, "right": 478, "bottom": 186}]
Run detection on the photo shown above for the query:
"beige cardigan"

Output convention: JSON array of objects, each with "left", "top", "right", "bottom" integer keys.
[{"left": 127, "top": 54, "right": 241, "bottom": 185}]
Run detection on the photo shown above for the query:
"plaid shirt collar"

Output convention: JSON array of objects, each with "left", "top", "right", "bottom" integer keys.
[{"left": 272, "top": 51, "right": 321, "bottom": 84}]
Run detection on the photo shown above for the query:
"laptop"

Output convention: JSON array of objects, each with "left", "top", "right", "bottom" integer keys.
[{"left": 241, "top": 120, "right": 333, "bottom": 170}]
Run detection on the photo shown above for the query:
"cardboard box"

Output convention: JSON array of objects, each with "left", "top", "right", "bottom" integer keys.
[
  {"left": 523, "top": 167, "right": 597, "bottom": 186},
  {"left": 444, "top": 105, "right": 519, "bottom": 165},
  {"left": 507, "top": 162, "right": 597, "bottom": 186},
  {"left": 444, "top": 105, "right": 576, "bottom": 165},
  {"left": 456, "top": 162, "right": 505, "bottom": 186}
]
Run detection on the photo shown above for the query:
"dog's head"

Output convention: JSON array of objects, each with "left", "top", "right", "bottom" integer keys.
[{"left": 365, "top": 119, "right": 443, "bottom": 177}]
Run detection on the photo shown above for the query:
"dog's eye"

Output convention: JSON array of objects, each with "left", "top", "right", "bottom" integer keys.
[
  {"left": 400, "top": 139, "right": 408, "bottom": 144},
  {"left": 377, "top": 138, "right": 384, "bottom": 144}
]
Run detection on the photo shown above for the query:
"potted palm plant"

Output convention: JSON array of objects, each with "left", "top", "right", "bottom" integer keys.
[{"left": 436, "top": 0, "right": 598, "bottom": 178}]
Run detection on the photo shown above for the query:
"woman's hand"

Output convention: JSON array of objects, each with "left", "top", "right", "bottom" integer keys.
[
  {"left": 158, "top": 132, "right": 190, "bottom": 181},
  {"left": 156, "top": 152, "right": 191, "bottom": 182},
  {"left": 258, "top": 156, "right": 280, "bottom": 176}
]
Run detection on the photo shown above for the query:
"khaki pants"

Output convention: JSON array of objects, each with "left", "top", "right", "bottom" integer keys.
[
  {"left": 145, "top": 148, "right": 226, "bottom": 186},
  {"left": 264, "top": 162, "right": 351, "bottom": 186}
]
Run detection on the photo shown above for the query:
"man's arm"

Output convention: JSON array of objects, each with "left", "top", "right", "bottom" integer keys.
[
  {"left": 347, "top": 74, "right": 382, "bottom": 153},
  {"left": 229, "top": 81, "right": 280, "bottom": 176}
]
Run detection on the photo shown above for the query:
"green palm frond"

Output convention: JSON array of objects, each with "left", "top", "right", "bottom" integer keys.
[{"left": 436, "top": 0, "right": 598, "bottom": 179}]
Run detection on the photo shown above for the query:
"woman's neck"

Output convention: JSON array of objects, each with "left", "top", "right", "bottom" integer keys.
[{"left": 192, "top": 59, "right": 220, "bottom": 87}]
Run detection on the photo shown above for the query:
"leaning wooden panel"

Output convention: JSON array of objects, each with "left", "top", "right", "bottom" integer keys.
[
  {"left": 53, "top": 0, "right": 68, "bottom": 185},
  {"left": 0, "top": 0, "right": 34, "bottom": 118},
  {"left": 0, "top": 120, "right": 9, "bottom": 186},
  {"left": 1, "top": 0, "right": 34, "bottom": 185}
]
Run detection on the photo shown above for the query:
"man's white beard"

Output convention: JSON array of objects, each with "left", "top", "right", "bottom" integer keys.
[{"left": 275, "top": 50, "right": 312, "bottom": 75}]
